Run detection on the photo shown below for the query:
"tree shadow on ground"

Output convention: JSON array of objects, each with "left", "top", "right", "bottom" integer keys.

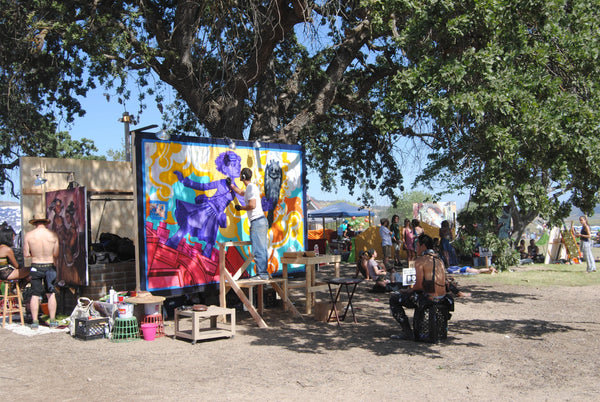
[
  {"left": 456, "top": 284, "right": 540, "bottom": 304},
  {"left": 228, "top": 275, "right": 580, "bottom": 358},
  {"left": 451, "top": 318, "right": 579, "bottom": 340}
]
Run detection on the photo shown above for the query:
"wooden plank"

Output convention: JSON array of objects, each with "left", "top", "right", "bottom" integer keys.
[
  {"left": 235, "top": 277, "right": 286, "bottom": 287},
  {"left": 281, "top": 254, "right": 341, "bottom": 265},
  {"left": 308, "top": 284, "right": 330, "bottom": 293},
  {"left": 222, "top": 268, "right": 268, "bottom": 328},
  {"left": 176, "top": 329, "right": 234, "bottom": 341},
  {"left": 287, "top": 281, "right": 308, "bottom": 290},
  {"left": 218, "top": 241, "right": 301, "bottom": 327},
  {"left": 219, "top": 243, "right": 227, "bottom": 313},
  {"left": 232, "top": 256, "right": 253, "bottom": 281},
  {"left": 270, "top": 281, "right": 302, "bottom": 318}
]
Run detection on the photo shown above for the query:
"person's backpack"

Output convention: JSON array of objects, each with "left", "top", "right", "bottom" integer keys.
[{"left": 116, "top": 237, "right": 135, "bottom": 261}]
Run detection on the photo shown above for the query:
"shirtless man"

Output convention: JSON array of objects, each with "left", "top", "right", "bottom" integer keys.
[
  {"left": 23, "top": 214, "right": 59, "bottom": 329},
  {"left": 389, "top": 233, "right": 451, "bottom": 339}
]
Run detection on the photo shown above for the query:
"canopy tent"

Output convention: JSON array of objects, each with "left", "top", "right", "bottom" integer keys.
[
  {"left": 307, "top": 202, "right": 371, "bottom": 218},
  {"left": 307, "top": 202, "right": 373, "bottom": 240}
]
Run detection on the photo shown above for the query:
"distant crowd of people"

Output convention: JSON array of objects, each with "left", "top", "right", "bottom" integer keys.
[
  {"left": 377, "top": 216, "right": 458, "bottom": 268},
  {"left": 516, "top": 238, "right": 544, "bottom": 264}
]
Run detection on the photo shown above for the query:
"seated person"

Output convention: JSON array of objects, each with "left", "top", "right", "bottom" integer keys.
[
  {"left": 432, "top": 237, "right": 440, "bottom": 254},
  {"left": 354, "top": 250, "right": 370, "bottom": 279},
  {"left": 516, "top": 239, "right": 528, "bottom": 259},
  {"left": 527, "top": 239, "right": 538, "bottom": 257},
  {"left": 0, "top": 222, "right": 30, "bottom": 282},
  {"left": 516, "top": 239, "right": 534, "bottom": 264},
  {"left": 366, "top": 249, "right": 390, "bottom": 289},
  {"left": 364, "top": 249, "right": 402, "bottom": 292},
  {"left": 389, "top": 233, "right": 453, "bottom": 340},
  {"left": 527, "top": 239, "right": 543, "bottom": 262},
  {"left": 337, "top": 220, "right": 350, "bottom": 241}
]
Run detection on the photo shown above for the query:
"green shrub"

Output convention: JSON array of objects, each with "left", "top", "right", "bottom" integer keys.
[{"left": 479, "top": 232, "right": 519, "bottom": 272}]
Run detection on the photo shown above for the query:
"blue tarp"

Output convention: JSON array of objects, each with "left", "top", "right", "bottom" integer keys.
[{"left": 307, "top": 202, "right": 371, "bottom": 218}]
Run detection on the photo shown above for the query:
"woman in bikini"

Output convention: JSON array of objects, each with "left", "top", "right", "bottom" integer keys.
[{"left": 0, "top": 222, "right": 29, "bottom": 281}]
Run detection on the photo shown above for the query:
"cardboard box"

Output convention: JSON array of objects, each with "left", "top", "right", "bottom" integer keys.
[{"left": 313, "top": 301, "right": 342, "bottom": 322}]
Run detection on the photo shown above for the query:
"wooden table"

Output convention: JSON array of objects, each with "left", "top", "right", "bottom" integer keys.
[{"left": 281, "top": 252, "right": 342, "bottom": 314}]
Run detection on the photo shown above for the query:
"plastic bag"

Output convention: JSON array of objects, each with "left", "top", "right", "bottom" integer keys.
[{"left": 67, "top": 297, "right": 100, "bottom": 336}]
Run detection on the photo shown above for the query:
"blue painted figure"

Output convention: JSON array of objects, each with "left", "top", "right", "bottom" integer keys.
[{"left": 166, "top": 151, "right": 242, "bottom": 257}]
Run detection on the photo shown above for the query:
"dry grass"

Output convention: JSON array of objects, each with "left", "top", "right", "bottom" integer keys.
[{"left": 454, "top": 262, "right": 600, "bottom": 287}]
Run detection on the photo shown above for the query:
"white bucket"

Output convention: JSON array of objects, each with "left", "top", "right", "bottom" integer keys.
[
  {"left": 144, "top": 303, "right": 160, "bottom": 316},
  {"left": 118, "top": 303, "right": 134, "bottom": 318}
]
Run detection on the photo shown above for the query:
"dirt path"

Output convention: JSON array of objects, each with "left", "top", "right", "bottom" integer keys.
[{"left": 2, "top": 271, "right": 599, "bottom": 401}]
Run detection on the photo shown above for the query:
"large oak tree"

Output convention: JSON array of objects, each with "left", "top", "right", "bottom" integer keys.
[
  {"left": 0, "top": 0, "right": 99, "bottom": 196},
  {"left": 373, "top": 0, "right": 600, "bottom": 236},
  {"left": 2, "top": 0, "right": 599, "bottom": 235}
]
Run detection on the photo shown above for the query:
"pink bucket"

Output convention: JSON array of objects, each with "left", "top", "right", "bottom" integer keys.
[{"left": 140, "top": 323, "right": 158, "bottom": 341}]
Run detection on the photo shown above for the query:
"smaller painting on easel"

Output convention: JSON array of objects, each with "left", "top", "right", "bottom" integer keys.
[{"left": 560, "top": 229, "right": 581, "bottom": 264}]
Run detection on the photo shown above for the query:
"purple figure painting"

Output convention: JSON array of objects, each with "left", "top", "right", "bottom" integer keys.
[{"left": 166, "top": 151, "right": 243, "bottom": 257}]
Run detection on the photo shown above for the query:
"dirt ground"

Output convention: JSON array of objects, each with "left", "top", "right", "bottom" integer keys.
[{"left": 2, "top": 263, "right": 600, "bottom": 401}]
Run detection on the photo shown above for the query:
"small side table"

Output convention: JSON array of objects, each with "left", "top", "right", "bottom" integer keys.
[
  {"left": 325, "top": 277, "right": 363, "bottom": 325},
  {"left": 174, "top": 305, "right": 235, "bottom": 344}
]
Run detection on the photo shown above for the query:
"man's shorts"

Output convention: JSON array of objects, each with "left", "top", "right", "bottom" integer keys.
[
  {"left": 30, "top": 264, "right": 57, "bottom": 296},
  {"left": 382, "top": 245, "right": 392, "bottom": 260}
]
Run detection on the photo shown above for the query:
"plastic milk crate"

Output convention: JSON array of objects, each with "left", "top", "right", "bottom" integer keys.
[{"left": 75, "top": 317, "right": 110, "bottom": 340}]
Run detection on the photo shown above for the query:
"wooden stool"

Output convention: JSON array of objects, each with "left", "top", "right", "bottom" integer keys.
[{"left": 1, "top": 279, "right": 24, "bottom": 327}]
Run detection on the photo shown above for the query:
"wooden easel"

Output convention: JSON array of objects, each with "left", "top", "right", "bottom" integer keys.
[{"left": 218, "top": 241, "right": 300, "bottom": 328}]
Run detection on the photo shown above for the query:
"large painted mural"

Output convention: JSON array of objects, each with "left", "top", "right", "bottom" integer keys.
[
  {"left": 135, "top": 134, "right": 306, "bottom": 295},
  {"left": 45, "top": 187, "right": 88, "bottom": 286}
]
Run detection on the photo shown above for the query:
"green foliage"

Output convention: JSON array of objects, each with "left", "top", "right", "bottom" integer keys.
[
  {"left": 478, "top": 232, "right": 520, "bottom": 272},
  {"left": 454, "top": 224, "right": 519, "bottom": 272},
  {"left": 384, "top": 190, "right": 433, "bottom": 221},
  {"left": 106, "top": 149, "right": 126, "bottom": 162},
  {"left": 452, "top": 231, "right": 478, "bottom": 257},
  {"left": 456, "top": 205, "right": 520, "bottom": 271},
  {"left": 2, "top": 0, "right": 599, "bottom": 217},
  {"left": 374, "top": 0, "right": 600, "bottom": 230},
  {"left": 0, "top": 1, "right": 101, "bottom": 196},
  {"left": 106, "top": 140, "right": 127, "bottom": 162}
]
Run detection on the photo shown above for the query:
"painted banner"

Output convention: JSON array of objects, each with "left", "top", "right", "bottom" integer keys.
[
  {"left": 45, "top": 187, "right": 88, "bottom": 286},
  {"left": 412, "top": 202, "right": 457, "bottom": 228},
  {"left": 135, "top": 134, "right": 306, "bottom": 295}
]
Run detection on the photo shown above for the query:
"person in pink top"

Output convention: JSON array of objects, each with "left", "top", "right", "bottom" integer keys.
[{"left": 403, "top": 219, "right": 415, "bottom": 262}]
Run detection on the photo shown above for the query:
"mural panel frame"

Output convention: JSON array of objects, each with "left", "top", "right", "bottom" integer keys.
[{"left": 134, "top": 134, "right": 306, "bottom": 296}]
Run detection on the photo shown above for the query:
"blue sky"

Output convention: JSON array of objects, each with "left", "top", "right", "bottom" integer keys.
[{"left": 3, "top": 85, "right": 469, "bottom": 207}]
